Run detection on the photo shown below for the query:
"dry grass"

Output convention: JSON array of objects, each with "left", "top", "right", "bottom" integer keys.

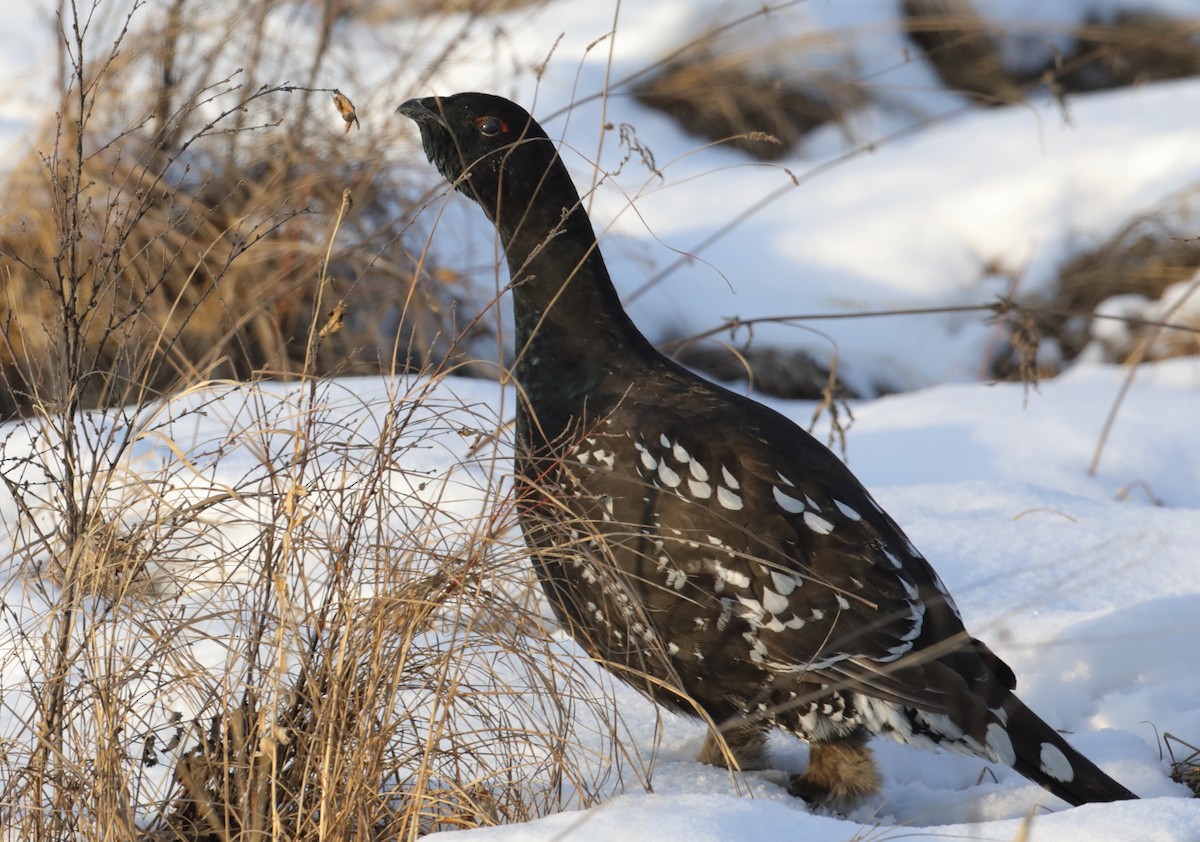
[
  {"left": 901, "top": 0, "right": 1026, "bottom": 106},
  {"left": 0, "top": 1, "right": 490, "bottom": 422},
  {"left": 0, "top": 123, "right": 488, "bottom": 417},
  {"left": 669, "top": 342, "right": 849, "bottom": 401},
  {"left": 0, "top": 2, "right": 637, "bottom": 839},
  {"left": 1165, "top": 733, "right": 1200, "bottom": 798},
  {"left": 903, "top": 0, "right": 1200, "bottom": 104},
  {"left": 631, "top": 2, "right": 1200, "bottom": 165},
  {"left": 1057, "top": 10, "right": 1200, "bottom": 94},
  {"left": 988, "top": 200, "right": 1200, "bottom": 382},
  {"left": 1, "top": 373, "right": 641, "bottom": 840},
  {"left": 1057, "top": 215, "right": 1199, "bottom": 319},
  {"left": 625, "top": 14, "right": 873, "bottom": 162},
  {"left": 1056, "top": 213, "right": 1200, "bottom": 361},
  {"left": 632, "top": 54, "right": 868, "bottom": 161}
]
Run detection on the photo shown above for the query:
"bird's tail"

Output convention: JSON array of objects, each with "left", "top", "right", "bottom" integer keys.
[{"left": 993, "top": 693, "right": 1137, "bottom": 805}]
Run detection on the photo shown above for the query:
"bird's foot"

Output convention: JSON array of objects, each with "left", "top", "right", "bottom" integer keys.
[
  {"left": 698, "top": 722, "right": 769, "bottom": 771},
  {"left": 787, "top": 737, "right": 880, "bottom": 809}
]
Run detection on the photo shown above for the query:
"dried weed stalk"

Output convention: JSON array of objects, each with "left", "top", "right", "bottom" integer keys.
[{"left": 0, "top": 2, "right": 633, "bottom": 840}]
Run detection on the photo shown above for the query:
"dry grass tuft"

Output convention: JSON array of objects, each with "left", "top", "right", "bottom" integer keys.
[
  {"left": 0, "top": 0, "right": 492, "bottom": 422},
  {"left": 1164, "top": 733, "right": 1200, "bottom": 798},
  {"left": 157, "top": 573, "right": 507, "bottom": 840},
  {"left": 398, "top": 0, "right": 546, "bottom": 16},
  {"left": 670, "top": 342, "right": 848, "bottom": 401},
  {"left": 632, "top": 42, "right": 868, "bottom": 161},
  {"left": 1025, "top": 209, "right": 1200, "bottom": 372},
  {"left": 1058, "top": 216, "right": 1200, "bottom": 317},
  {"left": 903, "top": 1, "right": 1200, "bottom": 105},
  {"left": 32, "top": 507, "right": 159, "bottom": 603},
  {"left": 2, "top": 375, "right": 639, "bottom": 840},
  {"left": 1057, "top": 10, "right": 1200, "bottom": 94},
  {"left": 901, "top": 0, "right": 1026, "bottom": 106},
  {"left": 988, "top": 193, "right": 1200, "bottom": 384},
  {"left": 0, "top": 124, "right": 488, "bottom": 419},
  {"left": 1058, "top": 214, "right": 1200, "bottom": 356},
  {"left": 0, "top": 2, "right": 639, "bottom": 839}
]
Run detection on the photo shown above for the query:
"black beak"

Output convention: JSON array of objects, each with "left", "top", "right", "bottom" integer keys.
[{"left": 396, "top": 97, "right": 445, "bottom": 128}]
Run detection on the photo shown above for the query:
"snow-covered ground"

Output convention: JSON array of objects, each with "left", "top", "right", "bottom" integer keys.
[
  {"left": 6, "top": 363, "right": 1197, "bottom": 840},
  {"left": 1, "top": 0, "right": 1199, "bottom": 838},
  {"left": 417, "top": 359, "right": 1200, "bottom": 841}
]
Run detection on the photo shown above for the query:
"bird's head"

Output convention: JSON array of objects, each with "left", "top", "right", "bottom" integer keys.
[{"left": 397, "top": 92, "right": 554, "bottom": 216}]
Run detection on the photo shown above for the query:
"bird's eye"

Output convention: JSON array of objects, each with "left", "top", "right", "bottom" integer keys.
[{"left": 476, "top": 116, "right": 506, "bottom": 137}]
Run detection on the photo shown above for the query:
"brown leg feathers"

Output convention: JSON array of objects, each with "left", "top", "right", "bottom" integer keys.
[
  {"left": 698, "top": 722, "right": 769, "bottom": 771},
  {"left": 788, "top": 730, "right": 881, "bottom": 808}
]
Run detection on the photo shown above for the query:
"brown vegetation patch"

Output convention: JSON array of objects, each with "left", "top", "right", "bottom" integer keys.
[
  {"left": 901, "top": 0, "right": 1025, "bottom": 105},
  {"left": 639, "top": 3, "right": 1200, "bottom": 162},
  {"left": 1050, "top": 213, "right": 1200, "bottom": 364},
  {"left": 991, "top": 206, "right": 1200, "bottom": 382},
  {"left": 0, "top": 0, "right": 497, "bottom": 422},
  {"left": 1057, "top": 10, "right": 1200, "bottom": 94},
  {"left": 153, "top": 573, "right": 478, "bottom": 840},
  {"left": 397, "top": 0, "right": 545, "bottom": 16},
  {"left": 145, "top": 550, "right": 628, "bottom": 839},
  {"left": 0, "top": 126, "right": 487, "bottom": 420},
  {"left": 672, "top": 342, "right": 846, "bottom": 400},
  {"left": 903, "top": 1, "right": 1200, "bottom": 104},
  {"left": 33, "top": 512, "right": 157, "bottom": 603},
  {"left": 1165, "top": 733, "right": 1200, "bottom": 798},
  {"left": 632, "top": 55, "right": 868, "bottom": 161}
]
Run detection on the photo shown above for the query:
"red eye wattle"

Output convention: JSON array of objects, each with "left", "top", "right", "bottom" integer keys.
[{"left": 476, "top": 116, "right": 507, "bottom": 137}]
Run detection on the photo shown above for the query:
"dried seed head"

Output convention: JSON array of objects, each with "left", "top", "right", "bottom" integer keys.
[
  {"left": 332, "top": 89, "right": 359, "bottom": 134},
  {"left": 318, "top": 300, "right": 346, "bottom": 338}
]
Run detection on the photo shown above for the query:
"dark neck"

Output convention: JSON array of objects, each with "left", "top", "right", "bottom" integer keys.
[{"left": 486, "top": 151, "right": 656, "bottom": 388}]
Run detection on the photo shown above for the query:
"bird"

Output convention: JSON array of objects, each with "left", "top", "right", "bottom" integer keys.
[{"left": 397, "top": 91, "right": 1138, "bottom": 809}]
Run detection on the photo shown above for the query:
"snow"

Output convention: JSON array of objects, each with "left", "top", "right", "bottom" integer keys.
[
  {"left": 2, "top": 0, "right": 1200, "bottom": 839},
  {"left": 4, "top": 365, "right": 1198, "bottom": 839},
  {"left": 429, "top": 792, "right": 1200, "bottom": 842}
]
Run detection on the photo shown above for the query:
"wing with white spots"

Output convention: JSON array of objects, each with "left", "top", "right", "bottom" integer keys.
[{"left": 557, "top": 383, "right": 983, "bottom": 716}]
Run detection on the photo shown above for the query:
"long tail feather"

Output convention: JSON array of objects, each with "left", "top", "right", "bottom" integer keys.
[{"left": 997, "top": 695, "right": 1137, "bottom": 805}]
